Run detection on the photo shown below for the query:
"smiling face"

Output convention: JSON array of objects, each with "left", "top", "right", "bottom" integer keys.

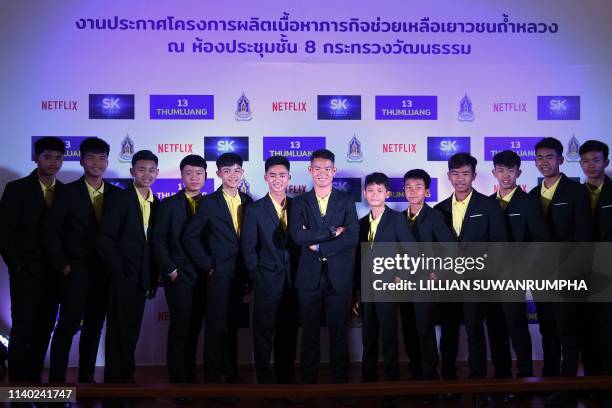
[
  {"left": 448, "top": 165, "right": 475, "bottom": 195},
  {"left": 80, "top": 152, "right": 108, "bottom": 178},
  {"left": 404, "top": 178, "right": 429, "bottom": 206},
  {"left": 264, "top": 164, "right": 290, "bottom": 194},
  {"left": 535, "top": 147, "right": 563, "bottom": 178},
  {"left": 36, "top": 150, "right": 64, "bottom": 177},
  {"left": 364, "top": 183, "right": 389, "bottom": 208},
  {"left": 130, "top": 159, "right": 159, "bottom": 189},
  {"left": 308, "top": 158, "right": 336, "bottom": 189},
  {"left": 216, "top": 164, "right": 243, "bottom": 190},
  {"left": 181, "top": 164, "right": 206, "bottom": 194},
  {"left": 580, "top": 151, "right": 609, "bottom": 181},
  {"left": 492, "top": 165, "right": 521, "bottom": 190}
]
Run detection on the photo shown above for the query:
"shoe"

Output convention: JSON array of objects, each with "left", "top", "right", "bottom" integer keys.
[
  {"left": 207, "top": 397, "right": 239, "bottom": 405},
  {"left": 502, "top": 392, "right": 524, "bottom": 403},
  {"left": 337, "top": 397, "right": 358, "bottom": 406},
  {"left": 443, "top": 393, "right": 460, "bottom": 400},
  {"left": 382, "top": 395, "right": 398, "bottom": 407},
  {"left": 175, "top": 396, "right": 193, "bottom": 404},
  {"left": 422, "top": 394, "right": 438, "bottom": 405},
  {"left": 474, "top": 393, "right": 490, "bottom": 407},
  {"left": 544, "top": 391, "right": 575, "bottom": 406}
]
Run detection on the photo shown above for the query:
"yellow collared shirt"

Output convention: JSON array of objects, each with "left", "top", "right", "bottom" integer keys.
[
  {"left": 39, "top": 179, "right": 56, "bottom": 208},
  {"left": 368, "top": 208, "right": 385, "bottom": 244},
  {"left": 269, "top": 193, "right": 288, "bottom": 231},
  {"left": 135, "top": 185, "right": 154, "bottom": 236},
  {"left": 85, "top": 180, "right": 105, "bottom": 221},
  {"left": 540, "top": 176, "right": 562, "bottom": 215},
  {"left": 451, "top": 190, "right": 473, "bottom": 237},
  {"left": 223, "top": 189, "right": 243, "bottom": 235},
  {"left": 587, "top": 182, "right": 603, "bottom": 215},
  {"left": 496, "top": 186, "right": 518, "bottom": 212},
  {"left": 407, "top": 205, "right": 423, "bottom": 227},
  {"left": 185, "top": 191, "right": 200, "bottom": 216},
  {"left": 316, "top": 193, "right": 330, "bottom": 217}
]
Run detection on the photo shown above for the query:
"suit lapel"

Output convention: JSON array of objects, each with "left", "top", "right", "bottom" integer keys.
[
  {"left": 129, "top": 185, "right": 147, "bottom": 241},
  {"left": 77, "top": 177, "right": 96, "bottom": 218},
  {"left": 306, "top": 190, "right": 324, "bottom": 228},
  {"left": 323, "top": 189, "right": 338, "bottom": 225},
  {"left": 216, "top": 187, "right": 238, "bottom": 238},
  {"left": 373, "top": 207, "right": 392, "bottom": 243},
  {"left": 28, "top": 170, "right": 44, "bottom": 204},
  {"left": 459, "top": 190, "right": 480, "bottom": 241},
  {"left": 264, "top": 194, "right": 281, "bottom": 229}
]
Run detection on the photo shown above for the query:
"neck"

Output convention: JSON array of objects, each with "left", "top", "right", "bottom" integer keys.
[
  {"left": 314, "top": 185, "right": 332, "bottom": 198},
  {"left": 136, "top": 185, "right": 150, "bottom": 198},
  {"left": 497, "top": 185, "right": 516, "bottom": 198},
  {"left": 185, "top": 189, "right": 201, "bottom": 198},
  {"left": 454, "top": 188, "right": 472, "bottom": 202},
  {"left": 85, "top": 174, "right": 103, "bottom": 190},
  {"left": 222, "top": 186, "right": 238, "bottom": 197},
  {"left": 544, "top": 173, "right": 561, "bottom": 188},
  {"left": 37, "top": 171, "right": 54, "bottom": 187},
  {"left": 587, "top": 175, "right": 605, "bottom": 188},
  {"left": 269, "top": 191, "right": 286, "bottom": 204},
  {"left": 409, "top": 202, "right": 424, "bottom": 215},
  {"left": 371, "top": 205, "right": 385, "bottom": 219}
]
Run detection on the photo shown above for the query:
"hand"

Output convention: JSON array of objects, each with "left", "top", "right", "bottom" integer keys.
[
  {"left": 335, "top": 226, "right": 345, "bottom": 237},
  {"left": 208, "top": 267, "right": 214, "bottom": 276},
  {"left": 169, "top": 270, "right": 178, "bottom": 282},
  {"left": 146, "top": 287, "right": 157, "bottom": 299},
  {"left": 245, "top": 280, "right": 254, "bottom": 295},
  {"left": 62, "top": 264, "right": 71, "bottom": 277},
  {"left": 309, "top": 244, "right": 318, "bottom": 252},
  {"left": 429, "top": 272, "right": 438, "bottom": 280},
  {"left": 351, "top": 290, "right": 360, "bottom": 316},
  {"left": 394, "top": 275, "right": 401, "bottom": 284}
]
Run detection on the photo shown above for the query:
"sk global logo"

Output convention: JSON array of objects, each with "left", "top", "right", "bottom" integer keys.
[
  {"left": 317, "top": 95, "right": 361, "bottom": 120},
  {"left": 203, "top": 137, "right": 249, "bottom": 161},
  {"left": 41, "top": 100, "right": 78, "bottom": 111},
  {"left": 537, "top": 96, "right": 580, "bottom": 120},
  {"left": 332, "top": 178, "right": 362, "bottom": 202},
  {"left": 89, "top": 94, "right": 135, "bottom": 119},
  {"left": 427, "top": 137, "right": 471, "bottom": 161}
]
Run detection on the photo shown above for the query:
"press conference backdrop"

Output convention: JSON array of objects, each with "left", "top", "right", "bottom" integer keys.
[{"left": 1, "top": 0, "right": 611, "bottom": 367}]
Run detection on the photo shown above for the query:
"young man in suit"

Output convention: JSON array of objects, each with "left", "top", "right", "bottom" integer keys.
[
  {"left": 358, "top": 172, "right": 414, "bottom": 407},
  {"left": 288, "top": 149, "right": 359, "bottom": 387},
  {"left": 97, "top": 150, "right": 160, "bottom": 384},
  {"left": 529, "top": 137, "right": 592, "bottom": 406},
  {"left": 182, "top": 152, "right": 253, "bottom": 385},
  {"left": 0, "top": 136, "right": 65, "bottom": 383},
  {"left": 242, "top": 155, "right": 299, "bottom": 384},
  {"left": 402, "top": 169, "right": 456, "bottom": 401},
  {"left": 435, "top": 153, "right": 508, "bottom": 404},
  {"left": 151, "top": 154, "right": 207, "bottom": 387},
  {"left": 42, "top": 137, "right": 120, "bottom": 383}
]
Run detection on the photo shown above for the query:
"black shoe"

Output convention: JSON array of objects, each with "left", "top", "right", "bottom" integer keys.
[
  {"left": 544, "top": 391, "right": 575, "bottom": 406},
  {"left": 474, "top": 393, "right": 490, "bottom": 407},
  {"left": 286, "top": 398, "right": 306, "bottom": 405},
  {"left": 443, "top": 393, "right": 460, "bottom": 400},
  {"left": 207, "top": 397, "right": 240, "bottom": 405},
  {"left": 175, "top": 396, "right": 193, "bottom": 404},
  {"left": 502, "top": 392, "right": 524, "bottom": 403},
  {"left": 382, "top": 396, "right": 398, "bottom": 408},
  {"left": 337, "top": 397, "right": 358, "bottom": 406},
  {"left": 422, "top": 394, "right": 438, "bottom": 405}
]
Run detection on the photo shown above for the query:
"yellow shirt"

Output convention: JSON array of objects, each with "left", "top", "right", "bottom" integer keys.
[
  {"left": 540, "top": 176, "right": 562, "bottom": 215},
  {"left": 185, "top": 191, "right": 200, "bottom": 216},
  {"left": 85, "top": 180, "right": 105, "bottom": 221},
  {"left": 452, "top": 190, "right": 473, "bottom": 237},
  {"left": 586, "top": 182, "right": 603, "bottom": 215},
  {"left": 496, "top": 186, "right": 518, "bottom": 212},
  {"left": 269, "top": 193, "right": 288, "bottom": 230},
  {"left": 223, "top": 189, "right": 243, "bottom": 235},
  {"left": 316, "top": 193, "right": 330, "bottom": 217},
  {"left": 135, "top": 185, "right": 154, "bottom": 236},
  {"left": 39, "top": 179, "right": 56, "bottom": 208},
  {"left": 368, "top": 209, "right": 385, "bottom": 244},
  {"left": 407, "top": 205, "right": 423, "bottom": 227}
]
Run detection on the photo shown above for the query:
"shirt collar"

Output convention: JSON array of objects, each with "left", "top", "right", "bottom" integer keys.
[
  {"left": 134, "top": 184, "right": 154, "bottom": 203},
  {"left": 497, "top": 186, "right": 518, "bottom": 203},
  {"left": 452, "top": 189, "right": 473, "bottom": 206},
  {"left": 85, "top": 179, "right": 105, "bottom": 194}
]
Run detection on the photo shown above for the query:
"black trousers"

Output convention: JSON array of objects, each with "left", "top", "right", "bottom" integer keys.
[
  {"left": 104, "top": 276, "right": 146, "bottom": 383},
  {"left": 535, "top": 301, "right": 579, "bottom": 377},
  {"left": 49, "top": 261, "right": 108, "bottom": 382},
  {"left": 463, "top": 302, "right": 488, "bottom": 378},
  {"left": 578, "top": 302, "right": 602, "bottom": 375},
  {"left": 398, "top": 302, "right": 422, "bottom": 379},
  {"left": 8, "top": 265, "right": 58, "bottom": 383},
  {"left": 438, "top": 302, "right": 462, "bottom": 379},
  {"left": 596, "top": 302, "right": 612, "bottom": 375},
  {"left": 298, "top": 268, "right": 350, "bottom": 384},
  {"left": 252, "top": 285, "right": 298, "bottom": 384},
  {"left": 362, "top": 302, "right": 399, "bottom": 382},
  {"left": 203, "top": 273, "right": 244, "bottom": 383},
  {"left": 485, "top": 303, "right": 513, "bottom": 378},
  {"left": 164, "top": 272, "right": 206, "bottom": 383},
  {"left": 412, "top": 302, "right": 439, "bottom": 380},
  {"left": 496, "top": 302, "right": 533, "bottom": 378}
]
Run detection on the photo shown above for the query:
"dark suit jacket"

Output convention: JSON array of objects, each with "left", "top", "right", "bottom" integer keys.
[
  {"left": 181, "top": 186, "right": 253, "bottom": 281},
  {"left": 97, "top": 184, "right": 159, "bottom": 291},
  {"left": 151, "top": 190, "right": 201, "bottom": 286},
  {"left": 591, "top": 175, "right": 612, "bottom": 242},
  {"left": 402, "top": 204, "right": 454, "bottom": 242},
  {"left": 528, "top": 173, "right": 592, "bottom": 242},
  {"left": 489, "top": 187, "right": 550, "bottom": 242},
  {"left": 0, "top": 170, "right": 64, "bottom": 275},
  {"left": 241, "top": 194, "right": 300, "bottom": 296},
  {"left": 41, "top": 176, "right": 120, "bottom": 271},
  {"left": 288, "top": 188, "right": 359, "bottom": 291},
  {"left": 435, "top": 189, "right": 508, "bottom": 242}
]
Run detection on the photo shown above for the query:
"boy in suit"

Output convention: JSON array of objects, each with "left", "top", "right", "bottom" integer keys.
[
  {"left": 529, "top": 137, "right": 592, "bottom": 406},
  {"left": 182, "top": 152, "right": 252, "bottom": 385},
  {"left": 97, "top": 150, "right": 160, "bottom": 384},
  {"left": 288, "top": 149, "right": 359, "bottom": 387},
  {"left": 242, "top": 155, "right": 299, "bottom": 384},
  {"left": 0, "top": 136, "right": 65, "bottom": 383},
  {"left": 151, "top": 154, "right": 207, "bottom": 387},
  {"left": 42, "top": 137, "right": 120, "bottom": 383}
]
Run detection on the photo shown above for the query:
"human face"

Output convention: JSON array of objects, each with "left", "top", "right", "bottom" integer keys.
[
  {"left": 448, "top": 165, "right": 475, "bottom": 195},
  {"left": 130, "top": 160, "right": 159, "bottom": 189},
  {"left": 492, "top": 165, "right": 521, "bottom": 190},
  {"left": 36, "top": 150, "right": 64, "bottom": 177},
  {"left": 364, "top": 183, "right": 389, "bottom": 208},
  {"left": 264, "top": 164, "right": 290, "bottom": 194},
  {"left": 404, "top": 178, "right": 429, "bottom": 206},
  {"left": 535, "top": 147, "right": 563, "bottom": 178},
  {"left": 216, "top": 164, "right": 243, "bottom": 189},
  {"left": 308, "top": 158, "right": 336, "bottom": 189},
  {"left": 80, "top": 152, "right": 108, "bottom": 178},
  {"left": 181, "top": 165, "right": 206, "bottom": 193},
  {"left": 580, "top": 151, "right": 609, "bottom": 181}
]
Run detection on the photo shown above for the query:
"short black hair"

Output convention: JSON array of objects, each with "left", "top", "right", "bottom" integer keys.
[
  {"left": 403, "top": 169, "right": 431, "bottom": 189},
  {"left": 535, "top": 137, "right": 563, "bottom": 156},
  {"left": 310, "top": 149, "right": 335, "bottom": 164},
  {"left": 493, "top": 150, "right": 521, "bottom": 169},
  {"left": 216, "top": 152, "right": 243, "bottom": 169},
  {"left": 265, "top": 155, "right": 290, "bottom": 172},
  {"left": 179, "top": 154, "right": 207, "bottom": 171},
  {"left": 448, "top": 152, "right": 477, "bottom": 173},
  {"left": 579, "top": 140, "right": 609, "bottom": 160},
  {"left": 80, "top": 137, "right": 110, "bottom": 156},
  {"left": 364, "top": 172, "right": 390, "bottom": 191},
  {"left": 34, "top": 137, "right": 65, "bottom": 156},
  {"left": 131, "top": 150, "right": 158, "bottom": 167}
]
